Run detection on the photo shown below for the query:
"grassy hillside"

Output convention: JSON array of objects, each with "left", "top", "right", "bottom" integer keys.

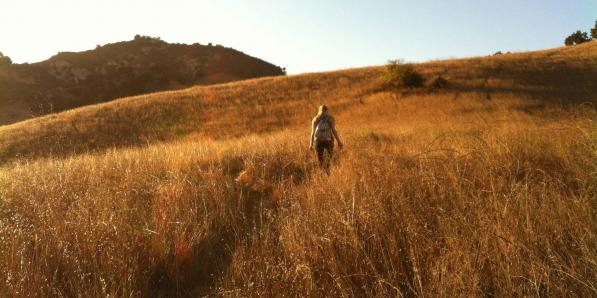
[
  {"left": 0, "top": 36, "right": 285, "bottom": 126},
  {"left": 1, "top": 41, "right": 596, "bottom": 165},
  {"left": 0, "top": 42, "right": 596, "bottom": 296}
]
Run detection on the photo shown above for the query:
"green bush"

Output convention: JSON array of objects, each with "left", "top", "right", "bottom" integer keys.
[
  {"left": 564, "top": 30, "right": 591, "bottom": 46},
  {"left": 382, "top": 60, "right": 424, "bottom": 89}
]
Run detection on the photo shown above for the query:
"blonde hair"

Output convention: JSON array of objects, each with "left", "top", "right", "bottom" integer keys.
[{"left": 317, "top": 105, "right": 328, "bottom": 117}]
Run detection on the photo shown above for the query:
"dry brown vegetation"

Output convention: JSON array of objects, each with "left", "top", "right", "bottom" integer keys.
[{"left": 0, "top": 42, "right": 596, "bottom": 297}]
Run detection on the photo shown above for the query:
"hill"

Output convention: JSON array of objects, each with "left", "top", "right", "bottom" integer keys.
[
  {"left": 0, "top": 42, "right": 596, "bottom": 296},
  {"left": 0, "top": 41, "right": 595, "bottom": 165},
  {"left": 0, "top": 35, "right": 285, "bottom": 125}
]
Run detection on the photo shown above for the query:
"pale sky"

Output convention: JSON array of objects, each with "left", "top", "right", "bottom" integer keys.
[{"left": 1, "top": 0, "right": 595, "bottom": 74}]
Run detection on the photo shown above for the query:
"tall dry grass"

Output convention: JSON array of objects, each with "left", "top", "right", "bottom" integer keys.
[{"left": 1, "top": 85, "right": 596, "bottom": 296}]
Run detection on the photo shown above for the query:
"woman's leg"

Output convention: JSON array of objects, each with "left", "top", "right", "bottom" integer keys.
[
  {"left": 315, "top": 141, "right": 325, "bottom": 167},
  {"left": 322, "top": 141, "right": 334, "bottom": 170},
  {"left": 326, "top": 140, "right": 334, "bottom": 157},
  {"left": 316, "top": 140, "right": 334, "bottom": 169}
]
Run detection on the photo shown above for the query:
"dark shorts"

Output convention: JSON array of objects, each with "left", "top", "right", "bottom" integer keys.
[{"left": 315, "top": 139, "right": 334, "bottom": 164}]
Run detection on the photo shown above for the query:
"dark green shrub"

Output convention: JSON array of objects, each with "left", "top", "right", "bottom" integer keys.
[
  {"left": 564, "top": 30, "right": 591, "bottom": 46},
  {"left": 382, "top": 60, "right": 424, "bottom": 89},
  {"left": 591, "top": 21, "right": 597, "bottom": 40}
]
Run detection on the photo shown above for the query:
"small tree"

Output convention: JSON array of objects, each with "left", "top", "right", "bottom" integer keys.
[
  {"left": 0, "top": 51, "right": 12, "bottom": 68},
  {"left": 564, "top": 30, "right": 591, "bottom": 46},
  {"left": 591, "top": 20, "right": 597, "bottom": 40},
  {"left": 382, "top": 60, "right": 424, "bottom": 89}
]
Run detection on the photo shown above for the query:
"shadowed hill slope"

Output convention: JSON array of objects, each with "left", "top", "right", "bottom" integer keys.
[
  {"left": 0, "top": 36, "right": 285, "bottom": 125},
  {"left": 0, "top": 41, "right": 596, "bottom": 165}
]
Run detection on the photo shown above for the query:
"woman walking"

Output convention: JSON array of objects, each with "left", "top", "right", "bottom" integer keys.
[{"left": 309, "top": 105, "right": 343, "bottom": 170}]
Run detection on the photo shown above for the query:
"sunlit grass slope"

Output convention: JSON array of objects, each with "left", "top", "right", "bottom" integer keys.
[
  {"left": 1, "top": 41, "right": 595, "bottom": 164},
  {"left": 0, "top": 42, "right": 596, "bottom": 296}
]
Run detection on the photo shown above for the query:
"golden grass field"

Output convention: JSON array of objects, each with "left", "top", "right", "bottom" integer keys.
[{"left": 0, "top": 42, "right": 596, "bottom": 297}]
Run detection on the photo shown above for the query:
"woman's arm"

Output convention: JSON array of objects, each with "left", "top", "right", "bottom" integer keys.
[
  {"left": 332, "top": 118, "right": 344, "bottom": 148},
  {"left": 309, "top": 118, "right": 317, "bottom": 149}
]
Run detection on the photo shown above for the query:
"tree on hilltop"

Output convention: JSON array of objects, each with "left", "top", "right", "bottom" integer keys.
[
  {"left": 0, "top": 51, "right": 12, "bottom": 68},
  {"left": 564, "top": 20, "right": 597, "bottom": 45},
  {"left": 564, "top": 30, "right": 590, "bottom": 46},
  {"left": 133, "top": 34, "right": 162, "bottom": 42}
]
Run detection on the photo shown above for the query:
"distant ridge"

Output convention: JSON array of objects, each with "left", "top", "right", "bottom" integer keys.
[{"left": 0, "top": 35, "right": 286, "bottom": 125}]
